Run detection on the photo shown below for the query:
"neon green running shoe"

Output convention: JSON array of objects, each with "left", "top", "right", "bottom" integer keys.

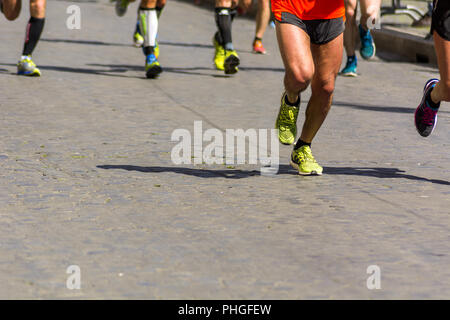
[
  {"left": 275, "top": 92, "right": 299, "bottom": 145},
  {"left": 145, "top": 53, "right": 162, "bottom": 79},
  {"left": 115, "top": 0, "right": 129, "bottom": 17},
  {"left": 154, "top": 40, "right": 159, "bottom": 59},
  {"left": 17, "top": 56, "right": 41, "bottom": 76},
  {"left": 133, "top": 31, "right": 144, "bottom": 47},
  {"left": 290, "top": 145, "right": 323, "bottom": 176},
  {"left": 213, "top": 35, "right": 225, "bottom": 71}
]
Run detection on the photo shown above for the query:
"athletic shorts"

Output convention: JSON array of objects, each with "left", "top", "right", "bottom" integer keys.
[
  {"left": 431, "top": 0, "right": 450, "bottom": 41},
  {"left": 276, "top": 12, "right": 345, "bottom": 45}
]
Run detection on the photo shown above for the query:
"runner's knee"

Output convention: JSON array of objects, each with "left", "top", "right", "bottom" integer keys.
[
  {"left": 30, "top": 0, "right": 46, "bottom": 17},
  {"left": 287, "top": 67, "right": 313, "bottom": 90},
  {"left": 314, "top": 78, "right": 335, "bottom": 98},
  {"left": 4, "top": 10, "right": 20, "bottom": 20}
]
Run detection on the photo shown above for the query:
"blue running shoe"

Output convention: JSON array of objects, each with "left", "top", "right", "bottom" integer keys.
[
  {"left": 340, "top": 55, "right": 357, "bottom": 77},
  {"left": 414, "top": 79, "right": 440, "bottom": 137},
  {"left": 359, "top": 24, "right": 376, "bottom": 60},
  {"left": 145, "top": 53, "right": 162, "bottom": 79}
]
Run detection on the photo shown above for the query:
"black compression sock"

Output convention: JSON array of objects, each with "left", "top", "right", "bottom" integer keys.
[
  {"left": 230, "top": 7, "right": 237, "bottom": 21},
  {"left": 285, "top": 94, "right": 300, "bottom": 107},
  {"left": 254, "top": 36, "right": 262, "bottom": 42},
  {"left": 144, "top": 46, "right": 155, "bottom": 55},
  {"left": 294, "top": 139, "right": 311, "bottom": 150},
  {"left": 215, "top": 8, "right": 233, "bottom": 50},
  {"left": 214, "top": 31, "right": 223, "bottom": 45},
  {"left": 156, "top": 5, "right": 164, "bottom": 18},
  {"left": 22, "top": 17, "right": 45, "bottom": 56}
]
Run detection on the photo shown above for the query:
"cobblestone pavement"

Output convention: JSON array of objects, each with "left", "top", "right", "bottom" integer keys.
[{"left": 1, "top": 0, "right": 450, "bottom": 299}]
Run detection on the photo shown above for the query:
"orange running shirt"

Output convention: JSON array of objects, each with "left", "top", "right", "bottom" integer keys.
[{"left": 271, "top": 0, "right": 345, "bottom": 21}]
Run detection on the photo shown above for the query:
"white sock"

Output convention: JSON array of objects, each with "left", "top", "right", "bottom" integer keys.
[{"left": 138, "top": 8, "right": 158, "bottom": 48}]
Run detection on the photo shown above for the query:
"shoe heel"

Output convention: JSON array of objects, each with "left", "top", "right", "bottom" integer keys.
[{"left": 224, "top": 55, "right": 240, "bottom": 75}]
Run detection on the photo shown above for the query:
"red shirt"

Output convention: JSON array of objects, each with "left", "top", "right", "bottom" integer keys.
[{"left": 272, "top": 0, "right": 345, "bottom": 20}]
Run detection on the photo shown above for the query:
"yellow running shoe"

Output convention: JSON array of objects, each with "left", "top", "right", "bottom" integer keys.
[
  {"left": 275, "top": 92, "right": 299, "bottom": 145},
  {"left": 213, "top": 36, "right": 225, "bottom": 71},
  {"left": 133, "top": 31, "right": 144, "bottom": 47},
  {"left": 290, "top": 145, "right": 323, "bottom": 176},
  {"left": 154, "top": 40, "right": 159, "bottom": 59},
  {"left": 145, "top": 53, "right": 162, "bottom": 79},
  {"left": 224, "top": 50, "right": 240, "bottom": 74},
  {"left": 17, "top": 56, "right": 41, "bottom": 77}
]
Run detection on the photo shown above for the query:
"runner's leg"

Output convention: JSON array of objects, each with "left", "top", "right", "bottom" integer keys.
[
  {"left": 253, "top": 0, "right": 270, "bottom": 53},
  {"left": 341, "top": 0, "right": 358, "bottom": 76},
  {"left": 276, "top": 21, "right": 314, "bottom": 104},
  {"left": 1, "top": 0, "right": 21, "bottom": 20},
  {"left": 301, "top": 34, "right": 343, "bottom": 143},
  {"left": 431, "top": 31, "right": 450, "bottom": 103}
]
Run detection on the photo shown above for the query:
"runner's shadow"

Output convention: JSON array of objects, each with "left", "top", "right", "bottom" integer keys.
[
  {"left": 159, "top": 41, "right": 214, "bottom": 49},
  {"left": 0, "top": 62, "right": 143, "bottom": 79},
  {"left": 333, "top": 101, "right": 450, "bottom": 115},
  {"left": 97, "top": 164, "right": 450, "bottom": 185},
  {"left": 97, "top": 164, "right": 262, "bottom": 179},
  {"left": 323, "top": 166, "right": 450, "bottom": 185},
  {"left": 88, "top": 63, "right": 231, "bottom": 78},
  {"left": 239, "top": 66, "right": 285, "bottom": 72},
  {"left": 41, "top": 38, "right": 130, "bottom": 47}
]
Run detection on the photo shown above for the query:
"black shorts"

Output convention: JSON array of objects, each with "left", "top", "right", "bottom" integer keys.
[
  {"left": 276, "top": 12, "right": 345, "bottom": 45},
  {"left": 431, "top": 0, "right": 450, "bottom": 41}
]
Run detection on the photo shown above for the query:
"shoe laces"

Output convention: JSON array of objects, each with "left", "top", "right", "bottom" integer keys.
[
  {"left": 279, "top": 107, "right": 296, "bottom": 129},
  {"left": 421, "top": 104, "right": 437, "bottom": 126},
  {"left": 293, "top": 147, "right": 317, "bottom": 166},
  {"left": 302, "top": 147, "right": 316, "bottom": 163}
]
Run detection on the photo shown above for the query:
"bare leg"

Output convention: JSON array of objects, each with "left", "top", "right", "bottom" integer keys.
[
  {"left": 255, "top": 0, "right": 270, "bottom": 39},
  {"left": 343, "top": 0, "right": 357, "bottom": 57},
  {"left": 431, "top": 31, "right": 450, "bottom": 103},
  {"left": 360, "top": 0, "right": 381, "bottom": 31},
  {"left": 2, "top": 0, "right": 21, "bottom": 20},
  {"left": 300, "top": 34, "right": 344, "bottom": 143},
  {"left": 29, "top": 0, "right": 45, "bottom": 18},
  {"left": 275, "top": 21, "right": 314, "bottom": 104}
]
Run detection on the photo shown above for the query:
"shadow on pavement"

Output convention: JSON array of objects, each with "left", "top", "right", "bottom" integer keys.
[
  {"left": 97, "top": 164, "right": 261, "bottom": 179},
  {"left": 159, "top": 41, "right": 213, "bottom": 49},
  {"left": 41, "top": 38, "right": 130, "bottom": 47},
  {"left": 0, "top": 62, "right": 143, "bottom": 79},
  {"left": 333, "top": 100, "right": 449, "bottom": 114},
  {"left": 97, "top": 164, "right": 450, "bottom": 185},
  {"left": 88, "top": 63, "right": 231, "bottom": 78},
  {"left": 324, "top": 166, "right": 450, "bottom": 186},
  {"left": 238, "top": 66, "right": 284, "bottom": 72}
]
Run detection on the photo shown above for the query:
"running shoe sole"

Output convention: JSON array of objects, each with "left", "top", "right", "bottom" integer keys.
[
  {"left": 252, "top": 49, "right": 266, "bottom": 55},
  {"left": 290, "top": 159, "right": 322, "bottom": 176},
  {"left": 224, "top": 55, "right": 240, "bottom": 75},
  {"left": 133, "top": 40, "right": 144, "bottom": 48},
  {"left": 340, "top": 71, "right": 357, "bottom": 77},
  {"left": 146, "top": 65, "right": 162, "bottom": 79}
]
